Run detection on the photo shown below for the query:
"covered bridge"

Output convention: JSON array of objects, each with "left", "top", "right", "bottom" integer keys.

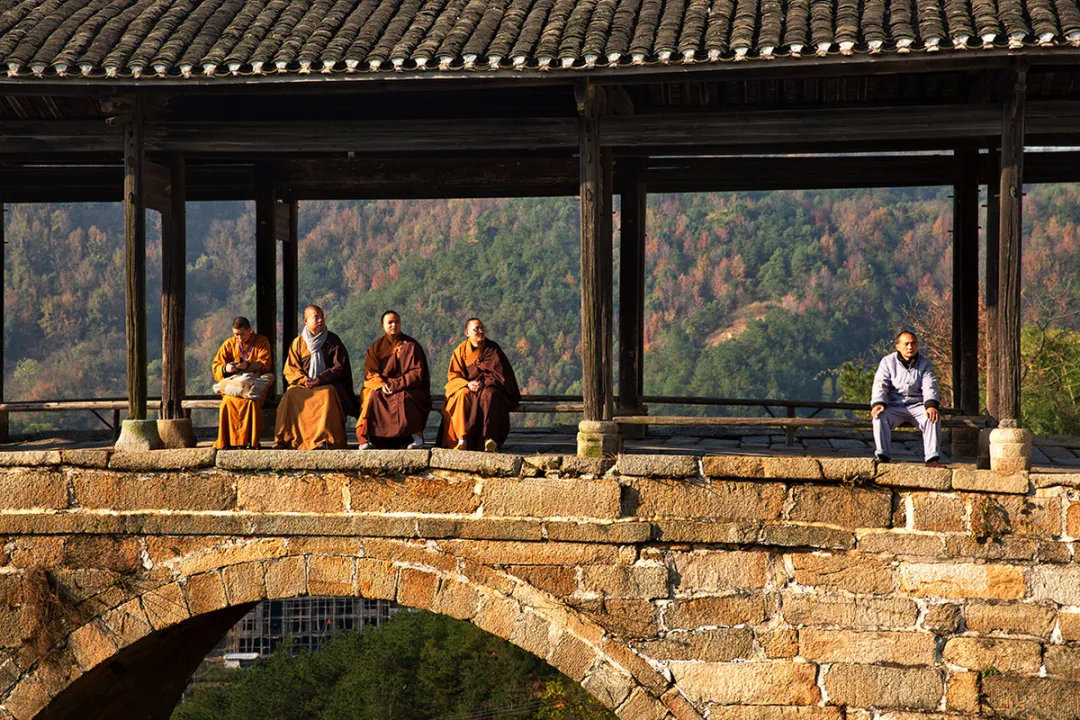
[{"left": 0, "top": 0, "right": 1078, "bottom": 452}]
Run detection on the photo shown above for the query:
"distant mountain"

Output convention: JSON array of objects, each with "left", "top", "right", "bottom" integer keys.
[{"left": 5, "top": 184, "right": 1079, "bottom": 433}]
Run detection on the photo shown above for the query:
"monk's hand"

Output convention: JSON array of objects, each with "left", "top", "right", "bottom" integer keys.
[
  {"left": 871, "top": 405, "right": 883, "bottom": 420},
  {"left": 927, "top": 407, "right": 940, "bottom": 424},
  {"left": 304, "top": 377, "right": 318, "bottom": 389},
  {"left": 381, "top": 384, "right": 392, "bottom": 395},
  {"left": 467, "top": 380, "right": 481, "bottom": 392}
]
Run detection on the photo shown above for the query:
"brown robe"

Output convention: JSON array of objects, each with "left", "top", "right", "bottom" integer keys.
[
  {"left": 356, "top": 333, "right": 431, "bottom": 445},
  {"left": 212, "top": 333, "right": 273, "bottom": 449},
  {"left": 274, "top": 332, "right": 358, "bottom": 449},
  {"left": 438, "top": 339, "right": 520, "bottom": 450}
]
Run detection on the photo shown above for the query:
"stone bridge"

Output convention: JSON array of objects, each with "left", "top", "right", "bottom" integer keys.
[{"left": 0, "top": 447, "right": 1078, "bottom": 720}]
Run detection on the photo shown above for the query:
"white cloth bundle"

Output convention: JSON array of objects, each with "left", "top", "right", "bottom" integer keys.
[{"left": 214, "top": 373, "right": 274, "bottom": 400}]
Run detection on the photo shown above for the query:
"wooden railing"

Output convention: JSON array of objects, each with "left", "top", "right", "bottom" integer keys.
[{"left": 0, "top": 394, "right": 992, "bottom": 445}]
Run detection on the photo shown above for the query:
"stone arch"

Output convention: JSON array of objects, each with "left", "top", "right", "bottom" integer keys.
[{"left": 4, "top": 538, "right": 680, "bottom": 720}]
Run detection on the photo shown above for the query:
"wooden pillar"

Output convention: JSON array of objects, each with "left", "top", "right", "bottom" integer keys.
[
  {"left": 0, "top": 198, "right": 6, "bottom": 443},
  {"left": 600, "top": 148, "right": 614, "bottom": 416},
  {"left": 996, "top": 66, "right": 1026, "bottom": 422},
  {"left": 160, "top": 153, "right": 186, "bottom": 420},
  {"left": 984, "top": 146, "right": 1001, "bottom": 417},
  {"left": 282, "top": 199, "right": 299, "bottom": 368},
  {"left": 123, "top": 105, "right": 147, "bottom": 421},
  {"left": 952, "top": 148, "right": 980, "bottom": 414},
  {"left": 255, "top": 169, "right": 277, "bottom": 378},
  {"left": 577, "top": 82, "right": 613, "bottom": 421},
  {"left": 617, "top": 159, "right": 646, "bottom": 412}
]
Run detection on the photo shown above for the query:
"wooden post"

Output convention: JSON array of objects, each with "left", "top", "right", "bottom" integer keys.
[
  {"left": 617, "top": 159, "right": 646, "bottom": 414},
  {"left": 577, "top": 83, "right": 612, "bottom": 422},
  {"left": 600, "top": 148, "right": 614, "bottom": 421},
  {"left": 952, "top": 148, "right": 980, "bottom": 415},
  {"left": 123, "top": 105, "right": 147, "bottom": 421},
  {"left": 160, "top": 153, "right": 186, "bottom": 420},
  {"left": 281, "top": 199, "right": 298, "bottom": 369},
  {"left": 997, "top": 66, "right": 1026, "bottom": 422},
  {"left": 255, "top": 169, "right": 277, "bottom": 381},
  {"left": 0, "top": 197, "right": 6, "bottom": 443},
  {"left": 984, "top": 146, "right": 1001, "bottom": 417}
]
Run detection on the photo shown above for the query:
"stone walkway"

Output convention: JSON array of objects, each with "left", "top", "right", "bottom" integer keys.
[{"left": 7, "top": 424, "right": 1080, "bottom": 471}]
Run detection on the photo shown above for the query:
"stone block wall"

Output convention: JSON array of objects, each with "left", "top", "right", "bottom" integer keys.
[{"left": 0, "top": 447, "right": 1078, "bottom": 719}]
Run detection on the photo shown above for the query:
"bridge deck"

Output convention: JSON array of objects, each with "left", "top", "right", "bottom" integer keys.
[{"left": 4, "top": 426, "right": 1080, "bottom": 470}]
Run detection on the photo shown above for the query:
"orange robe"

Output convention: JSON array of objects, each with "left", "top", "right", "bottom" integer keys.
[
  {"left": 274, "top": 333, "right": 357, "bottom": 450},
  {"left": 438, "top": 339, "right": 520, "bottom": 449},
  {"left": 356, "top": 333, "right": 431, "bottom": 446},
  {"left": 212, "top": 334, "right": 273, "bottom": 449}
]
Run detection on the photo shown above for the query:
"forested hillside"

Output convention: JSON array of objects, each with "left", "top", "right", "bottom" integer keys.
[{"left": 6, "top": 183, "right": 1080, "bottom": 434}]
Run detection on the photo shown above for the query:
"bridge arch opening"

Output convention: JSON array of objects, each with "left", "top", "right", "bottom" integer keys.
[{"left": 10, "top": 544, "right": 671, "bottom": 720}]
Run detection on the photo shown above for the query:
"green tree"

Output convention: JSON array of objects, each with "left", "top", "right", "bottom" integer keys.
[{"left": 173, "top": 610, "right": 615, "bottom": 720}]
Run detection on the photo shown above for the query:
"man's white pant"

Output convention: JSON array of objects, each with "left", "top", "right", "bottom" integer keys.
[{"left": 873, "top": 404, "right": 940, "bottom": 461}]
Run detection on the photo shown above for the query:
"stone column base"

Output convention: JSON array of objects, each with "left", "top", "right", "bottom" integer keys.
[
  {"left": 989, "top": 422, "right": 1033, "bottom": 473},
  {"left": 114, "top": 419, "right": 165, "bottom": 451},
  {"left": 157, "top": 418, "right": 196, "bottom": 449},
  {"left": 616, "top": 406, "right": 648, "bottom": 440},
  {"left": 950, "top": 427, "right": 979, "bottom": 459},
  {"left": 577, "top": 420, "right": 622, "bottom": 458}
]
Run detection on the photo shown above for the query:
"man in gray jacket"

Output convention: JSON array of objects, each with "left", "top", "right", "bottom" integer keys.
[{"left": 871, "top": 331, "right": 943, "bottom": 467}]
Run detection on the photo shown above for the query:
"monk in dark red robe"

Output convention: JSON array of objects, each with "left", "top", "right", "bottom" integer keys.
[
  {"left": 438, "top": 318, "right": 520, "bottom": 452},
  {"left": 274, "top": 305, "right": 358, "bottom": 450},
  {"left": 356, "top": 311, "right": 431, "bottom": 449}
]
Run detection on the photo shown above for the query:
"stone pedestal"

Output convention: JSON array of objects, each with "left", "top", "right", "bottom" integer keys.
[
  {"left": 156, "top": 418, "right": 196, "bottom": 449},
  {"left": 114, "top": 419, "right": 164, "bottom": 451},
  {"left": 950, "top": 427, "right": 979, "bottom": 460},
  {"left": 577, "top": 420, "right": 622, "bottom": 458},
  {"left": 989, "top": 421, "right": 1033, "bottom": 473},
  {"left": 616, "top": 406, "right": 648, "bottom": 440}
]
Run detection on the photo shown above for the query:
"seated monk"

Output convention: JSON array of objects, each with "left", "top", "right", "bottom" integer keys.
[
  {"left": 212, "top": 316, "right": 273, "bottom": 449},
  {"left": 356, "top": 311, "right": 431, "bottom": 449},
  {"left": 273, "top": 304, "right": 358, "bottom": 449},
  {"left": 438, "top": 318, "right": 520, "bottom": 452}
]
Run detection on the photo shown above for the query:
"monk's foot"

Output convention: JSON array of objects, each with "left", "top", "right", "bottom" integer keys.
[
  {"left": 271, "top": 441, "right": 290, "bottom": 450},
  {"left": 407, "top": 433, "right": 424, "bottom": 449},
  {"left": 454, "top": 439, "right": 467, "bottom": 451},
  {"left": 357, "top": 442, "right": 372, "bottom": 450},
  {"left": 484, "top": 438, "right": 498, "bottom": 453}
]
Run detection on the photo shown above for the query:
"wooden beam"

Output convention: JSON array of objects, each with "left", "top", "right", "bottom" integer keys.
[
  {"left": 985, "top": 146, "right": 1001, "bottom": 417},
  {"left": 123, "top": 107, "right": 147, "bottom": 420},
  {"left": 160, "top": 153, "right": 186, "bottom": 420},
  {"left": 578, "top": 83, "right": 612, "bottom": 422},
  {"left": 953, "top": 148, "right": 980, "bottom": 415},
  {"left": 277, "top": 157, "right": 579, "bottom": 199},
  {"left": 281, "top": 198, "right": 299, "bottom": 379},
  {"left": 617, "top": 159, "right": 646, "bottom": 413},
  {"left": 255, "top": 168, "right": 278, "bottom": 385},
  {"left": 8, "top": 100, "right": 1080, "bottom": 156},
  {"left": 11, "top": 149, "right": 1080, "bottom": 204},
  {"left": 996, "top": 66, "right": 1026, "bottom": 423}
]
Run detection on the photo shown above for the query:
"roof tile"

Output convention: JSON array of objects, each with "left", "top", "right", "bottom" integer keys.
[{"left": 0, "top": 0, "right": 1079, "bottom": 80}]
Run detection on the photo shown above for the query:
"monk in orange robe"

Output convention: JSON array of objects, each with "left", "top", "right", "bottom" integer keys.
[
  {"left": 438, "top": 318, "right": 520, "bottom": 452},
  {"left": 356, "top": 311, "right": 431, "bottom": 449},
  {"left": 212, "top": 316, "right": 273, "bottom": 449},
  {"left": 274, "top": 305, "right": 358, "bottom": 450}
]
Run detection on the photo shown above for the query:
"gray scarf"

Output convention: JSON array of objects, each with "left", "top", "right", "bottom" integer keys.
[{"left": 301, "top": 326, "right": 328, "bottom": 379}]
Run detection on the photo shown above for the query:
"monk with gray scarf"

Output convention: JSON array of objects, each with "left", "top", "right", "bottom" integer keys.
[{"left": 273, "top": 304, "right": 358, "bottom": 449}]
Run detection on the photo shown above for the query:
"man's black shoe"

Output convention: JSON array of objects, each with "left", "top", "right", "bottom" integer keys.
[{"left": 875, "top": 453, "right": 891, "bottom": 463}]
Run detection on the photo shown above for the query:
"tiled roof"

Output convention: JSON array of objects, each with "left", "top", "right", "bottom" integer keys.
[{"left": 1, "top": 0, "right": 1078, "bottom": 80}]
